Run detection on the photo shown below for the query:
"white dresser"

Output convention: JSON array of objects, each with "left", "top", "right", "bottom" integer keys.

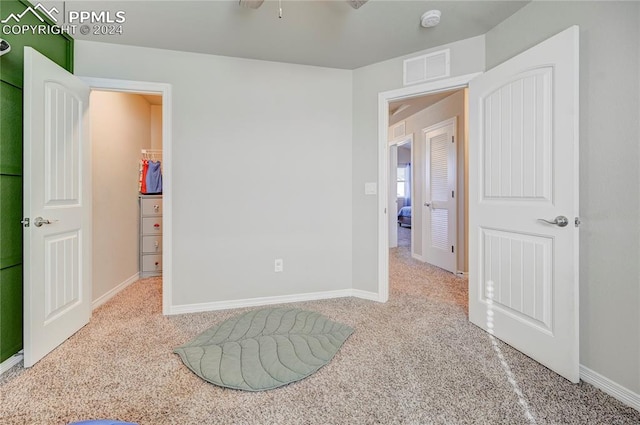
[{"left": 139, "top": 194, "right": 163, "bottom": 277}]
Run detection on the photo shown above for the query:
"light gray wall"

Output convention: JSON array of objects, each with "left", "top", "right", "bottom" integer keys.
[
  {"left": 399, "top": 91, "right": 467, "bottom": 271},
  {"left": 91, "top": 91, "right": 151, "bottom": 301},
  {"left": 352, "top": 35, "right": 485, "bottom": 292},
  {"left": 76, "top": 41, "right": 353, "bottom": 305},
  {"left": 486, "top": 1, "right": 640, "bottom": 395},
  {"left": 150, "top": 105, "right": 163, "bottom": 150}
]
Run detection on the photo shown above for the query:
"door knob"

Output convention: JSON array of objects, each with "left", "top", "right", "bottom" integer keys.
[
  {"left": 34, "top": 217, "right": 58, "bottom": 227},
  {"left": 537, "top": 216, "right": 569, "bottom": 227},
  {"left": 424, "top": 202, "right": 431, "bottom": 208}
]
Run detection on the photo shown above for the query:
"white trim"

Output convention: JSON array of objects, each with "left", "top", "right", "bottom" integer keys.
[
  {"left": 580, "top": 365, "right": 640, "bottom": 412},
  {"left": 422, "top": 116, "right": 457, "bottom": 135},
  {"left": 388, "top": 134, "right": 412, "bottom": 147},
  {"left": 378, "top": 73, "right": 481, "bottom": 302},
  {"left": 412, "top": 252, "right": 427, "bottom": 262},
  {"left": 0, "top": 351, "right": 23, "bottom": 375},
  {"left": 91, "top": 272, "right": 139, "bottom": 310},
  {"left": 79, "top": 76, "right": 173, "bottom": 316},
  {"left": 168, "top": 289, "right": 382, "bottom": 315},
  {"left": 351, "top": 289, "right": 383, "bottom": 302}
]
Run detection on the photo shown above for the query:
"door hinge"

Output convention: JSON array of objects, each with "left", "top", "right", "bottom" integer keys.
[
  {"left": 452, "top": 190, "right": 455, "bottom": 198},
  {"left": 21, "top": 217, "right": 30, "bottom": 228},
  {"left": 451, "top": 136, "right": 454, "bottom": 143},
  {"left": 575, "top": 217, "right": 581, "bottom": 227},
  {"left": 451, "top": 245, "right": 454, "bottom": 253}
]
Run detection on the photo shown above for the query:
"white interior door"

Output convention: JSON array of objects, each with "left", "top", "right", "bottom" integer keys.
[
  {"left": 388, "top": 144, "right": 398, "bottom": 248},
  {"left": 468, "top": 26, "right": 579, "bottom": 382},
  {"left": 423, "top": 118, "right": 457, "bottom": 273},
  {"left": 23, "top": 47, "right": 91, "bottom": 367}
]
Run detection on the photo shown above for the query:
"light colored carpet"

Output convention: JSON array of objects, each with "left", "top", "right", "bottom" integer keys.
[
  {"left": 1, "top": 246, "right": 639, "bottom": 424},
  {"left": 398, "top": 224, "right": 411, "bottom": 247}
]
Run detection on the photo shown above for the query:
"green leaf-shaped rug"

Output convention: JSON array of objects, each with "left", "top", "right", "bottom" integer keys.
[{"left": 174, "top": 308, "right": 354, "bottom": 391}]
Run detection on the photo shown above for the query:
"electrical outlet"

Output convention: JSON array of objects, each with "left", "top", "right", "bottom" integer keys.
[{"left": 274, "top": 258, "right": 283, "bottom": 272}]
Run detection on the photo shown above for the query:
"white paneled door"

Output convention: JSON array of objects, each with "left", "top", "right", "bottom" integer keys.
[
  {"left": 23, "top": 47, "right": 91, "bottom": 367},
  {"left": 423, "top": 118, "right": 457, "bottom": 273},
  {"left": 388, "top": 145, "right": 398, "bottom": 248},
  {"left": 469, "top": 27, "right": 579, "bottom": 382}
]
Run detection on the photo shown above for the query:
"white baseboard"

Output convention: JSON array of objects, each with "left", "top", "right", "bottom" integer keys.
[
  {"left": 412, "top": 252, "right": 427, "bottom": 262},
  {"left": 351, "top": 289, "right": 383, "bottom": 301},
  {"left": 92, "top": 272, "right": 140, "bottom": 310},
  {"left": 580, "top": 365, "right": 640, "bottom": 412},
  {"left": 0, "top": 351, "right": 23, "bottom": 375},
  {"left": 169, "top": 288, "right": 383, "bottom": 315}
]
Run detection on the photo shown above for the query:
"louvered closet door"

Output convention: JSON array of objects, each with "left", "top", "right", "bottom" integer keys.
[{"left": 423, "top": 118, "right": 456, "bottom": 273}]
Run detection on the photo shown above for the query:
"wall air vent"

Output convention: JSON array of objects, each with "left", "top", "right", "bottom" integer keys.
[
  {"left": 391, "top": 121, "right": 406, "bottom": 139},
  {"left": 403, "top": 49, "right": 450, "bottom": 86}
]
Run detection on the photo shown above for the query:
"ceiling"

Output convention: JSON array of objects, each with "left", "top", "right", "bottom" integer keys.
[
  {"left": 46, "top": 0, "right": 529, "bottom": 70},
  {"left": 389, "top": 88, "right": 460, "bottom": 126},
  {"left": 142, "top": 94, "right": 163, "bottom": 105}
]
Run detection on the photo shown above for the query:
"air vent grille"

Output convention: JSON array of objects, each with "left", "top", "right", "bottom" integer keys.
[
  {"left": 391, "top": 122, "right": 406, "bottom": 139},
  {"left": 403, "top": 49, "right": 450, "bottom": 86}
]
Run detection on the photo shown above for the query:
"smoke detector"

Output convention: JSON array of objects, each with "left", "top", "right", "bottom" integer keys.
[{"left": 421, "top": 10, "right": 441, "bottom": 28}]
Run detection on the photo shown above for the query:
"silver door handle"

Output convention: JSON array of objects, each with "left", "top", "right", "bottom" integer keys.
[
  {"left": 34, "top": 217, "right": 58, "bottom": 227},
  {"left": 424, "top": 202, "right": 431, "bottom": 208},
  {"left": 537, "top": 216, "right": 569, "bottom": 227}
]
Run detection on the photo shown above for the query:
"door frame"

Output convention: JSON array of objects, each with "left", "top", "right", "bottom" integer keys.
[
  {"left": 377, "top": 73, "right": 480, "bottom": 302},
  {"left": 388, "top": 134, "right": 413, "bottom": 251},
  {"left": 79, "top": 77, "right": 173, "bottom": 315}
]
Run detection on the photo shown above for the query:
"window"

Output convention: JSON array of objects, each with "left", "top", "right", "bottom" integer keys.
[{"left": 397, "top": 167, "right": 406, "bottom": 198}]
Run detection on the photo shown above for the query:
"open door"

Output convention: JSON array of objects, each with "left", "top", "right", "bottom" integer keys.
[
  {"left": 468, "top": 27, "right": 579, "bottom": 382},
  {"left": 388, "top": 144, "right": 398, "bottom": 248},
  {"left": 23, "top": 47, "right": 91, "bottom": 367},
  {"left": 423, "top": 118, "right": 457, "bottom": 273}
]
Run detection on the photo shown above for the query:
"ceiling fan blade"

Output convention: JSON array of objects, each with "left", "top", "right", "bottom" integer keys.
[
  {"left": 239, "top": 0, "right": 265, "bottom": 9},
  {"left": 347, "top": 0, "right": 369, "bottom": 9}
]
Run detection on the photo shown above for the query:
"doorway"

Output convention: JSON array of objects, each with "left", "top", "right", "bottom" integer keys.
[
  {"left": 376, "top": 73, "right": 478, "bottom": 303},
  {"left": 377, "top": 26, "right": 580, "bottom": 384},
  {"left": 386, "top": 88, "right": 469, "bottom": 278},
  {"left": 89, "top": 90, "right": 164, "bottom": 309},
  {"left": 388, "top": 134, "right": 413, "bottom": 250},
  {"left": 81, "top": 77, "right": 173, "bottom": 315}
]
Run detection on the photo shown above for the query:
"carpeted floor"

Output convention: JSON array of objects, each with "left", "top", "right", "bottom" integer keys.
[
  {"left": 1, "top": 243, "right": 639, "bottom": 424},
  {"left": 398, "top": 224, "right": 411, "bottom": 247}
]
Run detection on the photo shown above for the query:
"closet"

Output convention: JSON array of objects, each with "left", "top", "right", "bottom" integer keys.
[
  {"left": 139, "top": 149, "right": 163, "bottom": 277},
  {"left": 90, "top": 91, "right": 163, "bottom": 301}
]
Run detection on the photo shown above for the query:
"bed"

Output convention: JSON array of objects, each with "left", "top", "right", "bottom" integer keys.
[{"left": 397, "top": 206, "right": 412, "bottom": 227}]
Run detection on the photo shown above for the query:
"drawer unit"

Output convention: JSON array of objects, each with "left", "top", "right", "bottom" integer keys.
[{"left": 139, "top": 194, "right": 162, "bottom": 277}]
